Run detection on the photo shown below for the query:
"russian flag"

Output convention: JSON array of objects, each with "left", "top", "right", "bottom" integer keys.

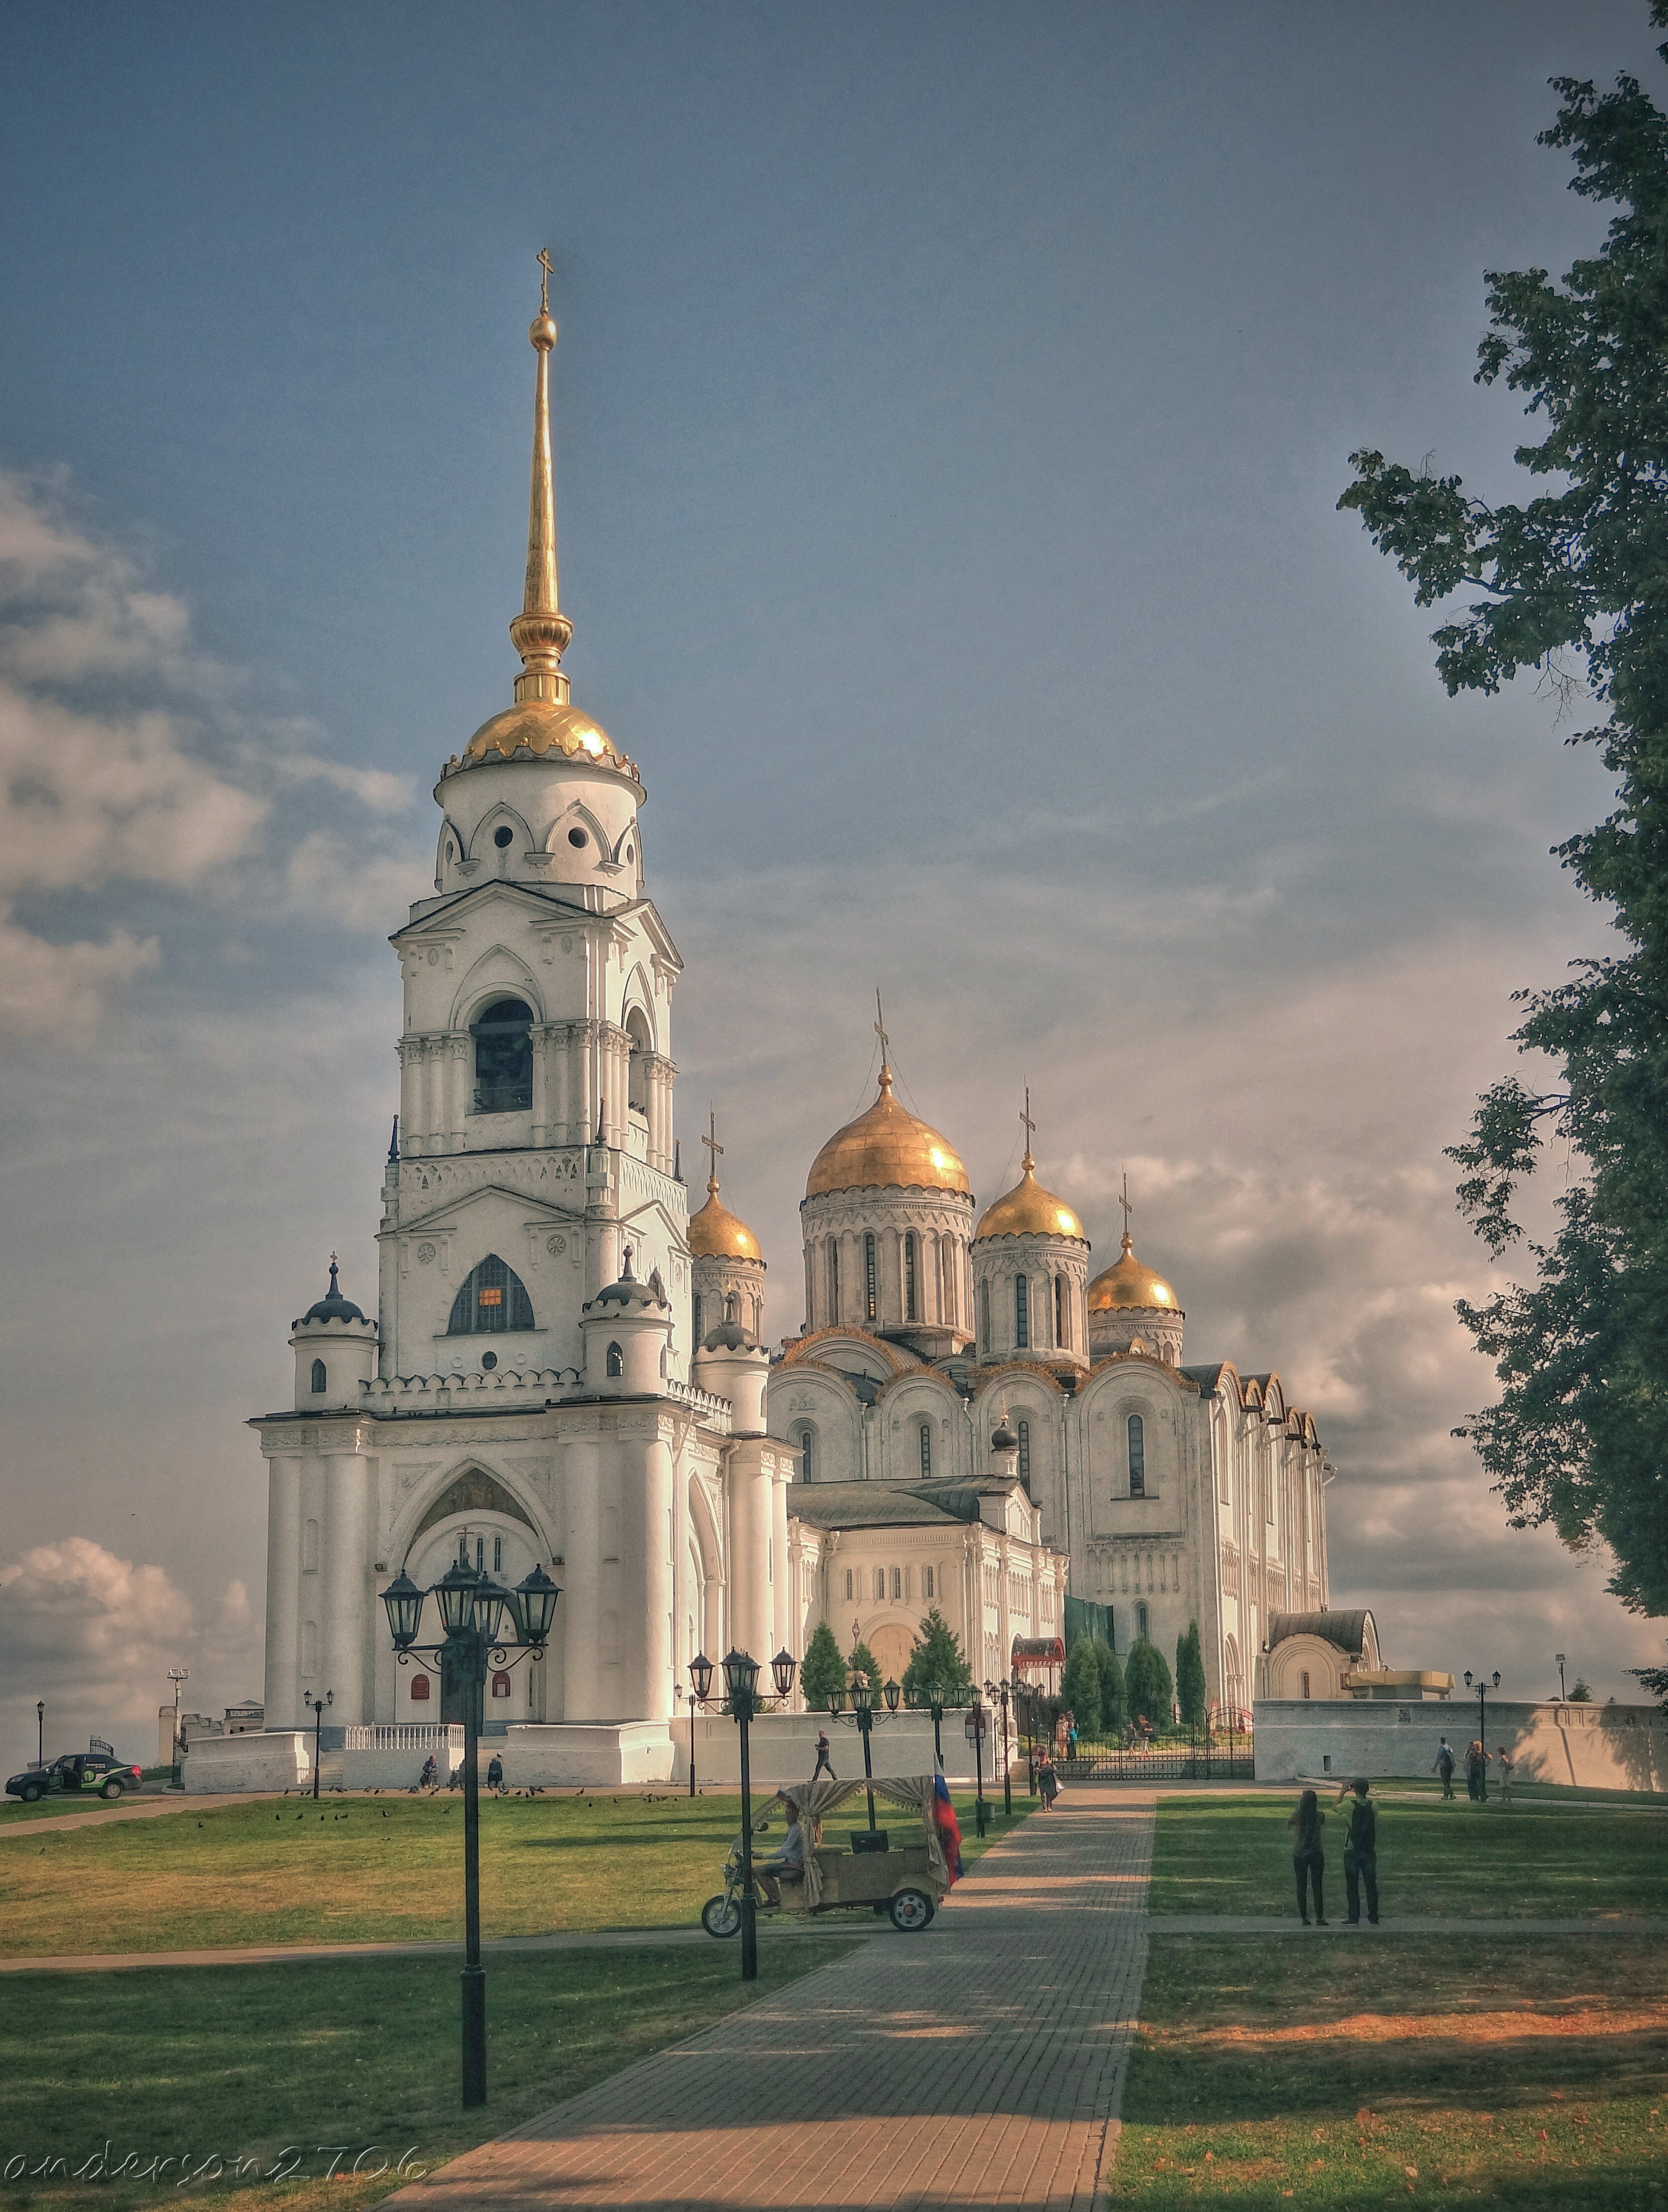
[{"left": 933, "top": 1768, "right": 962, "bottom": 1884}]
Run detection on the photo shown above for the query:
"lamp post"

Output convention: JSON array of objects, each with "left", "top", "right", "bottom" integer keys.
[
  {"left": 903, "top": 1678, "right": 966, "bottom": 1770},
  {"left": 965, "top": 1691, "right": 989, "bottom": 1836},
  {"left": 302, "top": 1690, "right": 333, "bottom": 1800},
  {"left": 1462, "top": 1669, "right": 1502, "bottom": 1800},
  {"left": 166, "top": 1667, "right": 189, "bottom": 1767},
  {"left": 688, "top": 1647, "right": 798, "bottom": 1985},
  {"left": 674, "top": 1685, "right": 697, "bottom": 1797},
  {"left": 984, "top": 1678, "right": 1013, "bottom": 1817},
  {"left": 1555, "top": 1652, "right": 1567, "bottom": 1702},
  {"left": 380, "top": 1556, "right": 559, "bottom": 2107},
  {"left": 827, "top": 1666, "right": 901, "bottom": 1834},
  {"left": 36, "top": 1700, "right": 44, "bottom": 1770}
]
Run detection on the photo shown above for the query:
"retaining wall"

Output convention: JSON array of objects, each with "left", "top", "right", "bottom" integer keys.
[{"left": 1253, "top": 1697, "right": 1666, "bottom": 1792}]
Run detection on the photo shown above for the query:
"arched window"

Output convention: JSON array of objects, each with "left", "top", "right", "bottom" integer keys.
[
  {"left": 827, "top": 1241, "right": 840, "bottom": 1323},
  {"left": 1300, "top": 1670, "right": 1311, "bottom": 1700},
  {"left": 725, "top": 1291, "right": 739, "bottom": 1323},
  {"left": 606, "top": 1341, "right": 624, "bottom": 1377},
  {"left": 471, "top": 997, "right": 534, "bottom": 1113},
  {"left": 625, "top": 1007, "right": 651, "bottom": 1113},
  {"left": 872, "top": 1567, "right": 885, "bottom": 1601},
  {"left": 919, "top": 1421, "right": 932, "bottom": 1477},
  {"left": 493, "top": 1537, "right": 503, "bottom": 1573},
  {"left": 904, "top": 1233, "right": 918, "bottom": 1321},
  {"left": 1128, "top": 1414, "right": 1146, "bottom": 1497},
  {"left": 1015, "top": 1274, "right": 1029, "bottom": 1350},
  {"left": 448, "top": 1254, "right": 535, "bottom": 1335},
  {"left": 1017, "top": 1418, "right": 1031, "bottom": 1490},
  {"left": 1054, "top": 1274, "right": 1066, "bottom": 1348},
  {"left": 1137, "top": 1601, "right": 1150, "bottom": 1640},
  {"left": 692, "top": 1293, "right": 704, "bottom": 1346},
  {"left": 844, "top": 1567, "right": 854, "bottom": 1601},
  {"left": 980, "top": 1281, "right": 991, "bottom": 1354},
  {"left": 864, "top": 1233, "right": 877, "bottom": 1323},
  {"left": 410, "top": 1672, "right": 430, "bottom": 1701},
  {"left": 923, "top": 1564, "right": 935, "bottom": 1599},
  {"left": 491, "top": 1670, "right": 512, "bottom": 1699},
  {"left": 309, "top": 1358, "right": 327, "bottom": 1395},
  {"left": 797, "top": 1428, "right": 813, "bottom": 1482},
  {"left": 890, "top": 1566, "right": 902, "bottom": 1600}
]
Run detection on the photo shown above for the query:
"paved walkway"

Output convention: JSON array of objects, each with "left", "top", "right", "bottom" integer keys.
[
  {"left": 0, "top": 1794, "right": 264, "bottom": 1842},
  {"left": 391, "top": 1787, "right": 1156, "bottom": 2212}
]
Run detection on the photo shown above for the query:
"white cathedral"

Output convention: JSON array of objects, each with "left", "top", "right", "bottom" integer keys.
[{"left": 255, "top": 289, "right": 1368, "bottom": 1783}]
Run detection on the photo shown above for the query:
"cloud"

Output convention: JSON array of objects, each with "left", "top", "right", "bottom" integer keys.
[
  {"left": 0, "top": 1538, "right": 259, "bottom": 1770},
  {"left": 0, "top": 906, "right": 159, "bottom": 1043},
  {"left": 285, "top": 826, "right": 430, "bottom": 930}
]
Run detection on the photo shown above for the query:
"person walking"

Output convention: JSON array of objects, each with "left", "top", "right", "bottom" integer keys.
[
  {"left": 1465, "top": 1741, "right": 1491, "bottom": 1802},
  {"left": 1433, "top": 1738, "right": 1456, "bottom": 1800},
  {"left": 1286, "top": 1787, "right": 1327, "bottom": 1924},
  {"left": 811, "top": 1728, "right": 835, "bottom": 1781},
  {"left": 1496, "top": 1745, "right": 1514, "bottom": 1806},
  {"left": 1036, "top": 1751, "right": 1060, "bottom": 1808},
  {"left": 1341, "top": 1776, "right": 1379, "bottom": 1925}
]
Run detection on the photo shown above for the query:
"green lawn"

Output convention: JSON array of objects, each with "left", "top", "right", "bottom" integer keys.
[
  {"left": 1116, "top": 1933, "right": 1668, "bottom": 2208},
  {"left": 0, "top": 1939, "right": 853, "bottom": 2212},
  {"left": 0, "top": 1790, "right": 1025, "bottom": 1957},
  {"left": 1148, "top": 1793, "right": 1668, "bottom": 1919}
]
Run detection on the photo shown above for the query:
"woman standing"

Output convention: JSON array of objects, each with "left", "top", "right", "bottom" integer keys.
[
  {"left": 1286, "top": 1788, "right": 1327, "bottom": 1924},
  {"left": 1036, "top": 1751, "right": 1060, "bottom": 1808}
]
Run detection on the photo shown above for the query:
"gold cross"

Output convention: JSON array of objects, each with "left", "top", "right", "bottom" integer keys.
[
  {"left": 1019, "top": 1087, "right": 1036, "bottom": 1159},
  {"left": 873, "top": 988, "right": 890, "bottom": 1071},
  {"left": 536, "top": 247, "right": 554, "bottom": 315},
  {"left": 700, "top": 1108, "right": 723, "bottom": 1185},
  {"left": 1119, "top": 1170, "right": 1133, "bottom": 1238}
]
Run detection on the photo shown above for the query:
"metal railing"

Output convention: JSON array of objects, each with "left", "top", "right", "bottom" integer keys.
[{"left": 341, "top": 1724, "right": 465, "bottom": 1751}]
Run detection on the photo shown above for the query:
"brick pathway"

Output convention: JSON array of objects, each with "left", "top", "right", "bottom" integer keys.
[{"left": 394, "top": 1786, "right": 1157, "bottom": 2212}]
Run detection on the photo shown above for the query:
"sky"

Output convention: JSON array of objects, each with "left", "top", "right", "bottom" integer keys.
[{"left": 1, "top": 0, "right": 1664, "bottom": 1772}]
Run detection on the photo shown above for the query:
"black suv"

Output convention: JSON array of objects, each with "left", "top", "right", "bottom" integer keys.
[{"left": 5, "top": 1751, "right": 144, "bottom": 1803}]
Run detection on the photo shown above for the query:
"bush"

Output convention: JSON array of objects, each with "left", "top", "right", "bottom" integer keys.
[
  {"left": 849, "top": 1640, "right": 884, "bottom": 1699},
  {"left": 1125, "top": 1637, "right": 1174, "bottom": 1729},
  {"left": 800, "top": 1622, "right": 847, "bottom": 1710},
  {"left": 1176, "top": 1622, "right": 1208, "bottom": 1728},
  {"left": 1060, "top": 1640, "right": 1102, "bottom": 1737},
  {"left": 901, "top": 1609, "right": 973, "bottom": 1706},
  {"left": 1094, "top": 1641, "right": 1127, "bottom": 1736}
]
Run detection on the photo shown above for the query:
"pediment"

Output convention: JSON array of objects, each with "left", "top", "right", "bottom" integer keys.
[{"left": 396, "top": 1180, "right": 586, "bottom": 1236}]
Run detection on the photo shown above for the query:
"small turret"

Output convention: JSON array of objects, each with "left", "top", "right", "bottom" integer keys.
[
  {"left": 289, "top": 1255, "right": 378, "bottom": 1411},
  {"left": 580, "top": 1247, "right": 673, "bottom": 1397}
]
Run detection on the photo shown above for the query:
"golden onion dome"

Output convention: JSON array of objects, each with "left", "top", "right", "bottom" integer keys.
[
  {"left": 464, "top": 699, "right": 622, "bottom": 766},
  {"left": 973, "top": 1157, "right": 1087, "bottom": 1243},
  {"left": 1087, "top": 1233, "right": 1179, "bottom": 1312},
  {"left": 805, "top": 1066, "right": 969, "bottom": 1200},
  {"left": 687, "top": 1176, "right": 764, "bottom": 1264}
]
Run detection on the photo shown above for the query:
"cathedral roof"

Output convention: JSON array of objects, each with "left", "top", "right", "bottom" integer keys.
[
  {"left": 462, "top": 699, "right": 624, "bottom": 767},
  {"left": 296, "top": 1257, "right": 368, "bottom": 1327},
  {"left": 973, "top": 1156, "right": 1086, "bottom": 1243},
  {"left": 788, "top": 1477, "right": 1015, "bottom": 1530},
  {"left": 687, "top": 1175, "right": 763, "bottom": 1263},
  {"left": 1087, "top": 1233, "right": 1180, "bottom": 1313},
  {"left": 805, "top": 1065, "right": 969, "bottom": 1199}
]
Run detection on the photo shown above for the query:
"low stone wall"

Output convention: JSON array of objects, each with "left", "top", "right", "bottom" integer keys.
[
  {"left": 673, "top": 1711, "right": 986, "bottom": 1788},
  {"left": 500, "top": 1722, "right": 674, "bottom": 1786},
  {"left": 181, "top": 1731, "right": 312, "bottom": 1794},
  {"left": 1254, "top": 1698, "right": 1667, "bottom": 1793}
]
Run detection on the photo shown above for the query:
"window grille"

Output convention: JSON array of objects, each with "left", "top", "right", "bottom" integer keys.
[
  {"left": 865, "top": 1233, "right": 877, "bottom": 1322},
  {"left": 919, "top": 1422, "right": 932, "bottom": 1477},
  {"left": 470, "top": 997, "right": 534, "bottom": 1113},
  {"left": 1017, "top": 1419, "right": 1031, "bottom": 1487},
  {"left": 1128, "top": 1414, "right": 1146, "bottom": 1497},
  {"left": 904, "top": 1232, "right": 918, "bottom": 1321},
  {"left": 1015, "top": 1274, "right": 1029, "bottom": 1349},
  {"left": 448, "top": 1253, "right": 535, "bottom": 1335}
]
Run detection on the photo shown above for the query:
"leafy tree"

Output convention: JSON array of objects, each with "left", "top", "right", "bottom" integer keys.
[
  {"left": 1176, "top": 1622, "right": 1208, "bottom": 1729},
  {"left": 1568, "top": 1677, "right": 1595, "bottom": 1703},
  {"left": 901, "top": 1608, "right": 973, "bottom": 1706},
  {"left": 800, "top": 1621, "right": 847, "bottom": 1710},
  {"left": 1339, "top": 7, "right": 1668, "bottom": 1620},
  {"left": 1059, "top": 1638, "right": 1103, "bottom": 1736},
  {"left": 1093, "top": 1640, "right": 1127, "bottom": 1736},
  {"left": 1124, "top": 1637, "right": 1173, "bottom": 1728},
  {"left": 849, "top": 1638, "right": 884, "bottom": 1700}
]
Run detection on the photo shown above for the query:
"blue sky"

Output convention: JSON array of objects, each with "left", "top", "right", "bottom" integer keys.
[{"left": 1, "top": 2, "right": 1662, "bottom": 1765}]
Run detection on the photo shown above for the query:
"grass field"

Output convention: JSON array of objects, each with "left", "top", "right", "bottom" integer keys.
[
  {"left": 1148, "top": 1794, "right": 1668, "bottom": 1919},
  {"left": 1116, "top": 1933, "right": 1668, "bottom": 2208},
  {"left": 0, "top": 1938, "right": 854, "bottom": 2212},
  {"left": 0, "top": 1789, "right": 1024, "bottom": 1957}
]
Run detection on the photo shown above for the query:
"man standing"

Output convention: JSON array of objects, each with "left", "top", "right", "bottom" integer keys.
[
  {"left": 1342, "top": 1777, "right": 1379, "bottom": 1926},
  {"left": 1433, "top": 1738, "right": 1455, "bottom": 1800}
]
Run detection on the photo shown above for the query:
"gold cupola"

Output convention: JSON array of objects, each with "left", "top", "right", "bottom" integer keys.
[
  {"left": 1087, "top": 1232, "right": 1179, "bottom": 1312},
  {"left": 459, "top": 252, "right": 634, "bottom": 776},
  {"left": 805, "top": 1063, "right": 969, "bottom": 1198},
  {"left": 688, "top": 1167, "right": 764, "bottom": 1263},
  {"left": 974, "top": 1099, "right": 1087, "bottom": 1244}
]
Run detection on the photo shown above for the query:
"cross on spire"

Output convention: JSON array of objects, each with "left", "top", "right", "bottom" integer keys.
[
  {"left": 700, "top": 1107, "right": 724, "bottom": 1194},
  {"left": 1119, "top": 1170, "right": 1134, "bottom": 1246},
  {"left": 1019, "top": 1086, "right": 1036, "bottom": 1168},
  {"left": 873, "top": 988, "right": 890, "bottom": 1073},
  {"left": 536, "top": 246, "right": 554, "bottom": 316}
]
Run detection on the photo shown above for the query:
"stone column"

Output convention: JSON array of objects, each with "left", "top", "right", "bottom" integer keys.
[
  {"left": 322, "top": 1449, "right": 372, "bottom": 1721},
  {"left": 725, "top": 1442, "right": 773, "bottom": 1663},
  {"left": 264, "top": 1453, "right": 302, "bottom": 1729},
  {"left": 447, "top": 1036, "right": 468, "bottom": 1152},
  {"left": 561, "top": 1435, "right": 600, "bottom": 1720},
  {"left": 623, "top": 1430, "right": 675, "bottom": 1720},
  {"left": 770, "top": 1463, "right": 792, "bottom": 1658},
  {"left": 531, "top": 1023, "right": 550, "bottom": 1144}
]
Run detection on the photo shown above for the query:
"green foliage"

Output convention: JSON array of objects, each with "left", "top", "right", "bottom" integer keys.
[
  {"left": 1059, "top": 1638, "right": 1103, "bottom": 1733},
  {"left": 799, "top": 1620, "right": 847, "bottom": 1710},
  {"left": 1125, "top": 1637, "right": 1173, "bottom": 1727},
  {"left": 1094, "top": 1639, "right": 1127, "bottom": 1735},
  {"left": 1569, "top": 1677, "right": 1595, "bottom": 1703},
  {"left": 1339, "top": 11, "right": 1668, "bottom": 1618},
  {"left": 1176, "top": 1622, "right": 1208, "bottom": 1728},
  {"left": 848, "top": 1638, "right": 884, "bottom": 1698},
  {"left": 901, "top": 1608, "right": 973, "bottom": 1705}
]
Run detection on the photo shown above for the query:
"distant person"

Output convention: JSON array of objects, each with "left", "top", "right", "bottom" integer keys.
[
  {"left": 1036, "top": 1752, "right": 1060, "bottom": 1808},
  {"left": 1465, "top": 1741, "right": 1491, "bottom": 1803},
  {"left": 756, "top": 1791, "right": 805, "bottom": 1905},
  {"left": 1495, "top": 1746, "right": 1513, "bottom": 1807},
  {"left": 811, "top": 1729, "right": 835, "bottom": 1781},
  {"left": 419, "top": 1754, "right": 438, "bottom": 1790},
  {"left": 1433, "top": 1738, "right": 1456, "bottom": 1800},
  {"left": 1341, "top": 1777, "right": 1379, "bottom": 1925},
  {"left": 1286, "top": 1787, "right": 1327, "bottom": 1925},
  {"left": 486, "top": 1753, "right": 505, "bottom": 1792},
  {"left": 1066, "top": 1718, "right": 1080, "bottom": 1765}
]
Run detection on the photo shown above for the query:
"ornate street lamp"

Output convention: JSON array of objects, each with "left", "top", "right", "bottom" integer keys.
[
  {"left": 302, "top": 1690, "right": 333, "bottom": 1801},
  {"left": 965, "top": 1690, "right": 989, "bottom": 1835},
  {"left": 1555, "top": 1652, "right": 1568, "bottom": 1703},
  {"left": 984, "top": 1678, "right": 1014, "bottom": 1817},
  {"left": 1462, "top": 1669, "right": 1503, "bottom": 1798},
  {"left": 825, "top": 1662, "right": 902, "bottom": 1837},
  {"left": 688, "top": 1646, "right": 794, "bottom": 1984},
  {"left": 379, "top": 1551, "right": 560, "bottom": 2107},
  {"left": 904, "top": 1675, "right": 970, "bottom": 1770}
]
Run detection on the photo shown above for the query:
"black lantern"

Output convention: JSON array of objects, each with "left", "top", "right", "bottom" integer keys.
[
  {"left": 722, "top": 1648, "right": 760, "bottom": 1705},
  {"left": 849, "top": 1669, "right": 873, "bottom": 1716},
  {"left": 770, "top": 1647, "right": 798, "bottom": 1699},
  {"left": 688, "top": 1651, "right": 714, "bottom": 1704},
  {"left": 471, "top": 1575, "right": 511, "bottom": 1647},
  {"left": 883, "top": 1677, "right": 901, "bottom": 1713},
  {"left": 511, "top": 1564, "right": 560, "bottom": 1648},
  {"left": 436, "top": 1559, "right": 481, "bottom": 1637},
  {"left": 380, "top": 1570, "right": 425, "bottom": 1650},
  {"left": 827, "top": 1683, "right": 847, "bottom": 1714}
]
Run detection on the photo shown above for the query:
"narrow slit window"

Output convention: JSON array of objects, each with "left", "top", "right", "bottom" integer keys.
[
  {"left": 798, "top": 1429, "right": 813, "bottom": 1482},
  {"left": 1128, "top": 1414, "right": 1146, "bottom": 1498},
  {"left": 827, "top": 1241, "right": 840, "bottom": 1323},
  {"left": 919, "top": 1421, "right": 932, "bottom": 1477},
  {"left": 923, "top": 1564, "right": 935, "bottom": 1599},
  {"left": 1015, "top": 1274, "right": 1029, "bottom": 1350},
  {"left": 873, "top": 1567, "right": 885, "bottom": 1602},
  {"left": 865, "top": 1233, "right": 877, "bottom": 1323},
  {"left": 309, "top": 1358, "right": 327, "bottom": 1395},
  {"left": 606, "top": 1341, "right": 624, "bottom": 1377},
  {"left": 904, "top": 1232, "right": 918, "bottom": 1321},
  {"left": 980, "top": 1281, "right": 990, "bottom": 1354},
  {"left": 1017, "top": 1418, "right": 1031, "bottom": 1489},
  {"left": 1054, "top": 1274, "right": 1066, "bottom": 1348},
  {"left": 890, "top": 1566, "right": 902, "bottom": 1600},
  {"left": 844, "top": 1568, "right": 854, "bottom": 1601}
]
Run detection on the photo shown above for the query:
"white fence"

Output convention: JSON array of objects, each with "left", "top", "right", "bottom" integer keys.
[{"left": 340, "top": 1724, "right": 464, "bottom": 1752}]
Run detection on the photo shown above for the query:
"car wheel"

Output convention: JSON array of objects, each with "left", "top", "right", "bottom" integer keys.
[
  {"left": 888, "top": 1888, "right": 935, "bottom": 1932},
  {"left": 100, "top": 1778, "right": 125, "bottom": 1800},
  {"left": 20, "top": 1782, "right": 42, "bottom": 1804},
  {"left": 701, "top": 1894, "right": 742, "bottom": 1938}
]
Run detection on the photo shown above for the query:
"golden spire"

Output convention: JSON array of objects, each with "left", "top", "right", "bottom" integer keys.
[{"left": 509, "top": 249, "right": 574, "bottom": 707}]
